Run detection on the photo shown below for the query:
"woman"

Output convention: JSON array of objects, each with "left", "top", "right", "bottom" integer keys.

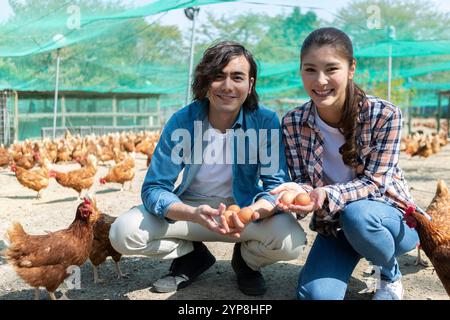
[{"left": 270, "top": 27, "right": 421, "bottom": 300}]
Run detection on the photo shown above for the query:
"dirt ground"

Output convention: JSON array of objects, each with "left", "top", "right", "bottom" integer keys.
[{"left": 0, "top": 144, "right": 449, "bottom": 300}]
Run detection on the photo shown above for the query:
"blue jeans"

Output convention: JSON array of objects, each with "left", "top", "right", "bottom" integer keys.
[{"left": 297, "top": 199, "right": 419, "bottom": 300}]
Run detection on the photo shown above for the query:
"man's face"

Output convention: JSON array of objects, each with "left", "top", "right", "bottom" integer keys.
[{"left": 207, "top": 55, "right": 254, "bottom": 116}]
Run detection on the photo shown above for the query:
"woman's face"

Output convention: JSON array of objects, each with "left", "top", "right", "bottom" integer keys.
[{"left": 301, "top": 45, "right": 355, "bottom": 112}]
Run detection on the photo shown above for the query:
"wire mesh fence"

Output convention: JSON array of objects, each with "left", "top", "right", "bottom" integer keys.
[{"left": 41, "top": 125, "right": 161, "bottom": 140}]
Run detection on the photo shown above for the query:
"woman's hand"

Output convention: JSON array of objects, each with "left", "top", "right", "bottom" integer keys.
[
  {"left": 270, "top": 182, "right": 308, "bottom": 212},
  {"left": 270, "top": 182, "right": 305, "bottom": 196},
  {"left": 271, "top": 186, "right": 328, "bottom": 216},
  {"left": 285, "top": 187, "right": 327, "bottom": 215}
]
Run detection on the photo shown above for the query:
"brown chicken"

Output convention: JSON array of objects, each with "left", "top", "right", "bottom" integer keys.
[
  {"left": 0, "top": 144, "right": 11, "bottom": 167},
  {"left": 14, "top": 152, "right": 36, "bottom": 170},
  {"left": 51, "top": 154, "right": 98, "bottom": 198},
  {"left": 415, "top": 180, "right": 450, "bottom": 266},
  {"left": 11, "top": 160, "right": 55, "bottom": 199},
  {"left": 5, "top": 197, "right": 100, "bottom": 300},
  {"left": 89, "top": 213, "right": 125, "bottom": 283},
  {"left": 99, "top": 155, "right": 135, "bottom": 191},
  {"left": 404, "top": 181, "right": 450, "bottom": 296}
]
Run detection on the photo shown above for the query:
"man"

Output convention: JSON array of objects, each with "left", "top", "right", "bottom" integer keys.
[{"left": 109, "top": 41, "right": 306, "bottom": 296}]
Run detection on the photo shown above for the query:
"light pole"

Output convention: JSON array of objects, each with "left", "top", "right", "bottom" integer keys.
[
  {"left": 387, "top": 25, "right": 396, "bottom": 101},
  {"left": 52, "top": 34, "right": 65, "bottom": 140},
  {"left": 184, "top": 7, "right": 200, "bottom": 105}
]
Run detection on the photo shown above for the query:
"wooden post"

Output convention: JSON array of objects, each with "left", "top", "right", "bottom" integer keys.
[{"left": 14, "top": 91, "right": 18, "bottom": 142}]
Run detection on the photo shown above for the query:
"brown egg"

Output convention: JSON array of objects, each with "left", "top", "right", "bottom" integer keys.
[
  {"left": 238, "top": 207, "right": 254, "bottom": 225},
  {"left": 223, "top": 210, "right": 235, "bottom": 228},
  {"left": 227, "top": 204, "right": 241, "bottom": 213},
  {"left": 294, "top": 193, "right": 311, "bottom": 206},
  {"left": 280, "top": 191, "right": 297, "bottom": 205}
]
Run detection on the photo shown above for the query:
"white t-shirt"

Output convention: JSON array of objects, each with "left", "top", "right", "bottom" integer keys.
[
  {"left": 185, "top": 123, "right": 233, "bottom": 198},
  {"left": 314, "top": 107, "right": 355, "bottom": 184}
]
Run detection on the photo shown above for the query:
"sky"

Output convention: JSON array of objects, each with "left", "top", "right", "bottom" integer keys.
[
  {"left": 2, "top": 0, "right": 449, "bottom": 28},
  {"left": 0, "top": 0, "right": 343, "bottom": 24}
]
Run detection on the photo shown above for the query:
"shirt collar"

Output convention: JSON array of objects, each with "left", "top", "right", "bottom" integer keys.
[
  {"left": 304, "top": 99, "right": 365, "bottom": 129},
  {"left": 196, "top": 99, "right": 244, "bottom": 129},
  {"left": 305, "top": 100, "right": 318, "bottom": 131},
  {"left": 232, "top": 106, "right": 244, "bottom": 129}
]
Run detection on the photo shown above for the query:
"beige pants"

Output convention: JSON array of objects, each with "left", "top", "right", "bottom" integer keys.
[{"left": 109, "top": 195, "right": 307, "bottom": 271}]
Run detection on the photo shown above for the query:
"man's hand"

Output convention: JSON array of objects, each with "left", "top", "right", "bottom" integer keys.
[
  {"left": 190, "top": 203, "right": 228, "bottom": 234},
  {"left": 219, "top": 209, "right": 260, "bottom": 238}
]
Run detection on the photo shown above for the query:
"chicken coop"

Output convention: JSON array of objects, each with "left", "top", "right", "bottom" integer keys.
[{"left": 0, "top": 89, "right": 170, "bottom": 144}]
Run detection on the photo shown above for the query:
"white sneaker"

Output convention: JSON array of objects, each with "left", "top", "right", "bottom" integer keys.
[{"left": 372, "top": 278, "right": 404, "bottom": 300}]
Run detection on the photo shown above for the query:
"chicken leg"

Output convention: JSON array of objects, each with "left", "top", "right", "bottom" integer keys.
[
  {"left": 115, "top": 261, "right": 128, "bottom": 279},
  {"left": 93, "top": 265, "right": 105, "bottom": 284},
  {"left": 414, "top": 246, "right": 429, "bottom": 267}
]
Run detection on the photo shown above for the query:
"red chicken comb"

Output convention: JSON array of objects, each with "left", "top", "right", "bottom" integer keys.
[
  {"left": 404, "top": 205, "right": 417, "bottom": 228},
  {"left": 83, "top": 197, "right": 91, "bottom": 206}
]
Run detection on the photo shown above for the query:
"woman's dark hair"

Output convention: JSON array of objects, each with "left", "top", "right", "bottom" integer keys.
[
  {"left": 301, "top": 27, "right": 366, "bottom": 168},
  {"left": 192, "top": 40, "right": 259, "bottom": 110}
]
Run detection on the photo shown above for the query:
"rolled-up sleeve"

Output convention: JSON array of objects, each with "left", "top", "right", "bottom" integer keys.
[
  {"left": 255, "top": 113, "right": 291, "bottom": 205},
  {"left": 141, "top": 116, "right": 184, "bottom": 220}
]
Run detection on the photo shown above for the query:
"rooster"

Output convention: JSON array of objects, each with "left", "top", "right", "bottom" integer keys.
[
  {"left": 89, "top": 213, "right": 125, "bottom": 283},
  {"left": 5, "top": 197, "right": 100, "bottom": 300}
]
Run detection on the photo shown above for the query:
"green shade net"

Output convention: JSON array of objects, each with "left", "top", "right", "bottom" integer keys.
[{"left": 0, "top": 0, "right": 449, "bottom": 141}]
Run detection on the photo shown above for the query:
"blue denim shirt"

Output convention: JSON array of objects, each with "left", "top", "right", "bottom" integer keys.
[{"left": 141, "top": 99, "right": 290, "bottom": 220}]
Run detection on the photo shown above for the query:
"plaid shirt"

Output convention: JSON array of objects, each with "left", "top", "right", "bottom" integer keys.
[{"left": 282, "top": 96, "right": 415, "bottom": 236}]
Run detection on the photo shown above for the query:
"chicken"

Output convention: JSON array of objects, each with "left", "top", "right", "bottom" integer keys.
[
  {"left": 89, "top": 213, "right": 125, "bottom": 283},
  {"left": 404, "top": 184, "right": 450, "bottom": 296},
  {"left": 416, "top": 136, "right": 434, "bottom": 158},
  {"left": 14, "top": 152, "right": 36, "bottom": 170},
  {"left": 99, "top": 154, "right": 135, "bottom": 191},
  {"left": 51, "top": 154, "right": 98, "bottom": 198},
  {"left": 404, "top": 135, "right": 420, "bottom": 157},
  {"left": 11, "top": 160, "right": 54, "bottom": 199},
  {"left": 438, "top": 131, "right": 448, "bottom": 146},
  {"left": 0, "top": 144, "right": 11, "bottom": 167},
  {"left": 426, "top": 180, "right": 450, "bottom": 230},
  {"left": 5, "top": 197, "right": 100, "bottom": 300},
  {"left": 56, "top": 141, "right": 72, "bottom": 163},
  {"left": 431, "top": 134, "right": 441, "bottom": 154},
  {"left": 414, "top": 180, "right": 450, "bottom": 266}
]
